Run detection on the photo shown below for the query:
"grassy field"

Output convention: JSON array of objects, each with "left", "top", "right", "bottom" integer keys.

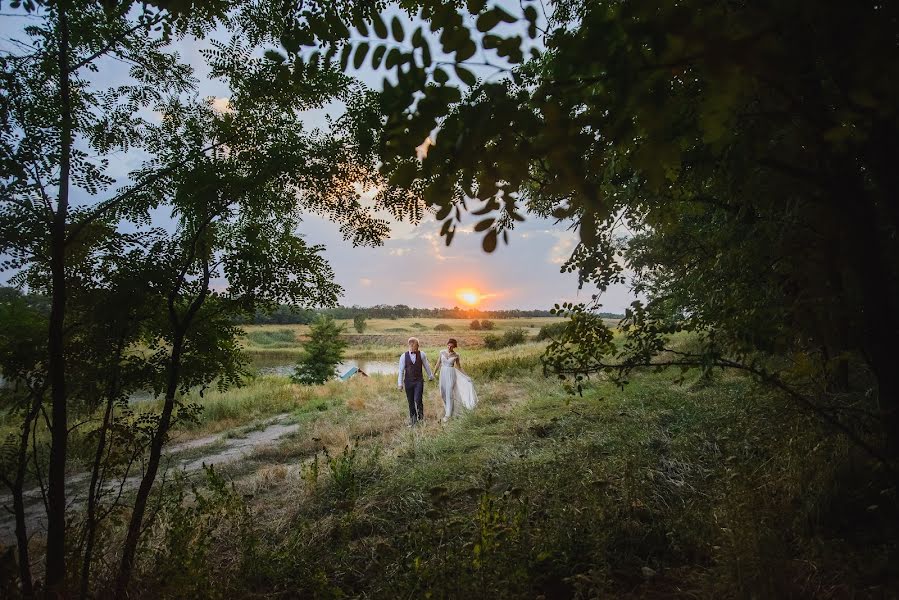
[
  {"left": 4, "top": 321, "right": 894, "bottom": 597},
  {"left": 122, "top": 329, "right": 897, "bottom": 598},
  {"left": 240, "top": 317, "right": 576, "bottom": 360}
]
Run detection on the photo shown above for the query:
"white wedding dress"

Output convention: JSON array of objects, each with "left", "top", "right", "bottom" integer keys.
[{"left": 437, "top": 350, "right": 478, "bottom": 418}]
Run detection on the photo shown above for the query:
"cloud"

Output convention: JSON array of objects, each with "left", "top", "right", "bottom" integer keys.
[
  {"left": 548, "top": 232, "right": 576, "bottom": 265},
  {"left": 210, "top": 97, "right": 232, "bottom": 114},
  {"left": 389, "top": 248, "right": 410, "bottom": 256},
  {"left": 359, "top": 278, "right": 372, "bottom": 287},
  {"left": 422, "top": 232, "right": 448, "bottom": 261}
]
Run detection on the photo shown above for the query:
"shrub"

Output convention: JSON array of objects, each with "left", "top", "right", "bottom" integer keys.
[
  {"left": 353, "top": 315, "right": 367, "bottom": 334},
  {"left": 470, "top": 319, "right": 481, "bottom": 330},
  {"left": 480, "top": 319, "right": 495, "bottom": 330},
  {"left": 484, "top": 328, "right": 528, "bottom": 350},
  {"left": 292, "top": 316, "right": 346, "bottom": 385},
  {"left": 434, "top": 323, "right": 453, "bottom": 331},
  {"left": 535, "top": 321, "right": 568, "bottom": 341},
  {"left": 502, "top": 328, "right": 527, "bottom": 345}
]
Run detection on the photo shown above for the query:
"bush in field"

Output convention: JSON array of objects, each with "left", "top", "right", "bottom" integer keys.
[
  {"left": 484, "top": 328, "right": 528, "bottom": 350},
  {"left": 535, "top": 322, "right": 568, "bottom": 341},
  {"left": 480, "top": 319, "right": 495, "bottom": 330},
  {"left": 353, "top": 315, "right": 367, "bottom": 334},
  {"left": 434, "top": 323, "right": 453, "bottom": 331},
  {"left": 246, "top": 329, "right": 296, "bottom": 347},
  {"left": 292, "top": 316, "right": 347, "bottom": 385},
  {"left": 470, "top": 319, "right": 481, "bottom": 330}
]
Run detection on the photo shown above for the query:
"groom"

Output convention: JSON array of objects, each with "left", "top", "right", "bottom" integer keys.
[{"left": 397, "top": 337, "right": 434, "bottom": 426}]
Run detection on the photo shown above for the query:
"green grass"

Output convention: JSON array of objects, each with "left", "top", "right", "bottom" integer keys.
[
  {"left": 9, "top": 331, "right": 892, "bottom": 598},
  {"left": 244, "top": 328, "right": 297, "bottom": 348},
  {"left": 127, "top": 356, "right": 898, "bottom": 599}
]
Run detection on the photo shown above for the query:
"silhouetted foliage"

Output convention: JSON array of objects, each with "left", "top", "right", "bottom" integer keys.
[
  {"left": 277, "top": 0, "right": 899, "bottom": 457},
  {"left": 0, "top": 0, "right": 397, "bottom": 594}
]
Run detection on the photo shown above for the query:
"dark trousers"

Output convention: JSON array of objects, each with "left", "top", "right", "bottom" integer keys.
[{"left": 404, "top": 380, "right": 424, "bottom": 422}]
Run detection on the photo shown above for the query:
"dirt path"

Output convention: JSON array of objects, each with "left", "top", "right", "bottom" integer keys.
[{"left": 0, "top": 414, "right": 300, "bottom": 543}]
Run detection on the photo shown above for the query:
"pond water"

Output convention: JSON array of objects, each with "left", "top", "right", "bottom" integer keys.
[
  {"left": 255, "top": 358, "right": 397, "bottom": 378},
  {"left": 0, "top": 357, "right": 399, "bottom": 406}
]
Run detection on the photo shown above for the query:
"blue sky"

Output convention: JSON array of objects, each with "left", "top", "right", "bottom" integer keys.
[{"left": 0, "top": 6, "right": 636, "bottom": 312}]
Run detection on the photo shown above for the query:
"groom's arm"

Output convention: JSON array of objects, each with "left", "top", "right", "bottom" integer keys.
[
  {"left": 397, "top": 355, "right": 405, "bottom": 388},
  {"left": 422, "top": 354, "right": 435, "bottom": 380}
]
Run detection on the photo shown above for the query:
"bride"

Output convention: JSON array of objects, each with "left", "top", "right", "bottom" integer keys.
[{"left": 435, "top": 338, "right": 478, "bottom": 422}]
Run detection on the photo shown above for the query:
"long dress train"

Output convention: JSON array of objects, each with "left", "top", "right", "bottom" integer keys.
[
  {"left": 453, "top": 369, "right": 478, "bottom": 410},
  {"left": 438, "top": 350, "right": 478, "bottom": 417}
]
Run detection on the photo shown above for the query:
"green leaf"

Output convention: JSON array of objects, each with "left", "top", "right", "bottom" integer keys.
[
  {"left": 389, "top": 161, "right": 419, "bottom": 187},
  {"left": 494, "top": 6, "right": 517, "bottom": 23},
  {"left": 352, "top": 12, "right": 368, "bottom": 37},
  {"left": 455, "top": 65, "right": 477, "bottom": 86},
  {"left": 483, "top": 34, "right": 501, "bottom": 50},
  {"left": 353, "top": 42, "right": 370, "bottom": 69},
  {"left": 281, "top": 29, "right": 301, "bottom": 53},
  {"left": 264, "top": 49, "right": 286, "bottom": 63},
  {"left": 385, "top": 48, "right": 401, "bottom": 69},
  {"left": 391, "top": 16, "right": 404, "bottom": 42},
  {"left": 372, "top": 11, "right": 388, "bottom": 39},
  {"left": 482, "top": 229, "right": 498, "bottom": 252},
  {"left": 457, "top": 39, "right": 477, "bottom": 61},
  {"left": 340, "top": 44, "right": 351, "bottom": 70},
  {"left": 326, "top": 11, "right": 350, "bottom": 39},
  {"left": 466, "top": 0, "right": 487, "bottom": 15},
  {"left": 372, "top": 45, "right": 386, "bottom": 69},
  {"left": 433, "top": 67, "right": 449, "bottom": 84},
  {"left": 324, "top": 45, "right": 337, "bottom": 65},
  {"left": 476, "top": 9, "right": 501, "bottom": 33},
  {"left": 474, "top": 218, "right": 495, "bottom": 232}
]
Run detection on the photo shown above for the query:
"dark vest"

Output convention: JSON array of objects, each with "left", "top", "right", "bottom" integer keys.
[{"left": 404, "top": 351, "right": 424, "bottom": 384}]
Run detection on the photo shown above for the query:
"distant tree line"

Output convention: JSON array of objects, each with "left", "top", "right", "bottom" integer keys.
[
  {"left": 0, "top": 287, "right": 624, "bottom": 326},
  {"left": 232, "top": 302, "right": 624, "bottom": 324}
]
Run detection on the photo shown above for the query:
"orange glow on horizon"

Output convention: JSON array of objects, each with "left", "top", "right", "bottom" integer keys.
[{"left": 456, "top": 288, "right": 482, "bottom": 306}]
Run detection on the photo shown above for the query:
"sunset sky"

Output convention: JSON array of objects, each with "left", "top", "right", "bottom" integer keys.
[
  {"left": 0, "top": 10, "right": 636, "bottom": 312},
  {"left": 301, "top": 207, "right": 635, "bottom": 311}
]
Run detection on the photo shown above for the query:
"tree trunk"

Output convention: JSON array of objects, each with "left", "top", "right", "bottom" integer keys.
[
  {"left": 113, "top": 336, "right": 183, "bottom": 597},
  {"left": 10, "top": 395, "right": 42, "bottom": 598},
  {"left": 46, "top": 2, "right": 73, "bottom": 594},
  {"left": 79, "top": 394, "right": 116, "bottom": 600}
]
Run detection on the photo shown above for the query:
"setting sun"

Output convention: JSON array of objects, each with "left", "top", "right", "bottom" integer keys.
[{"left": 456, "top": 288, "right": 481, "bottom": 306}]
